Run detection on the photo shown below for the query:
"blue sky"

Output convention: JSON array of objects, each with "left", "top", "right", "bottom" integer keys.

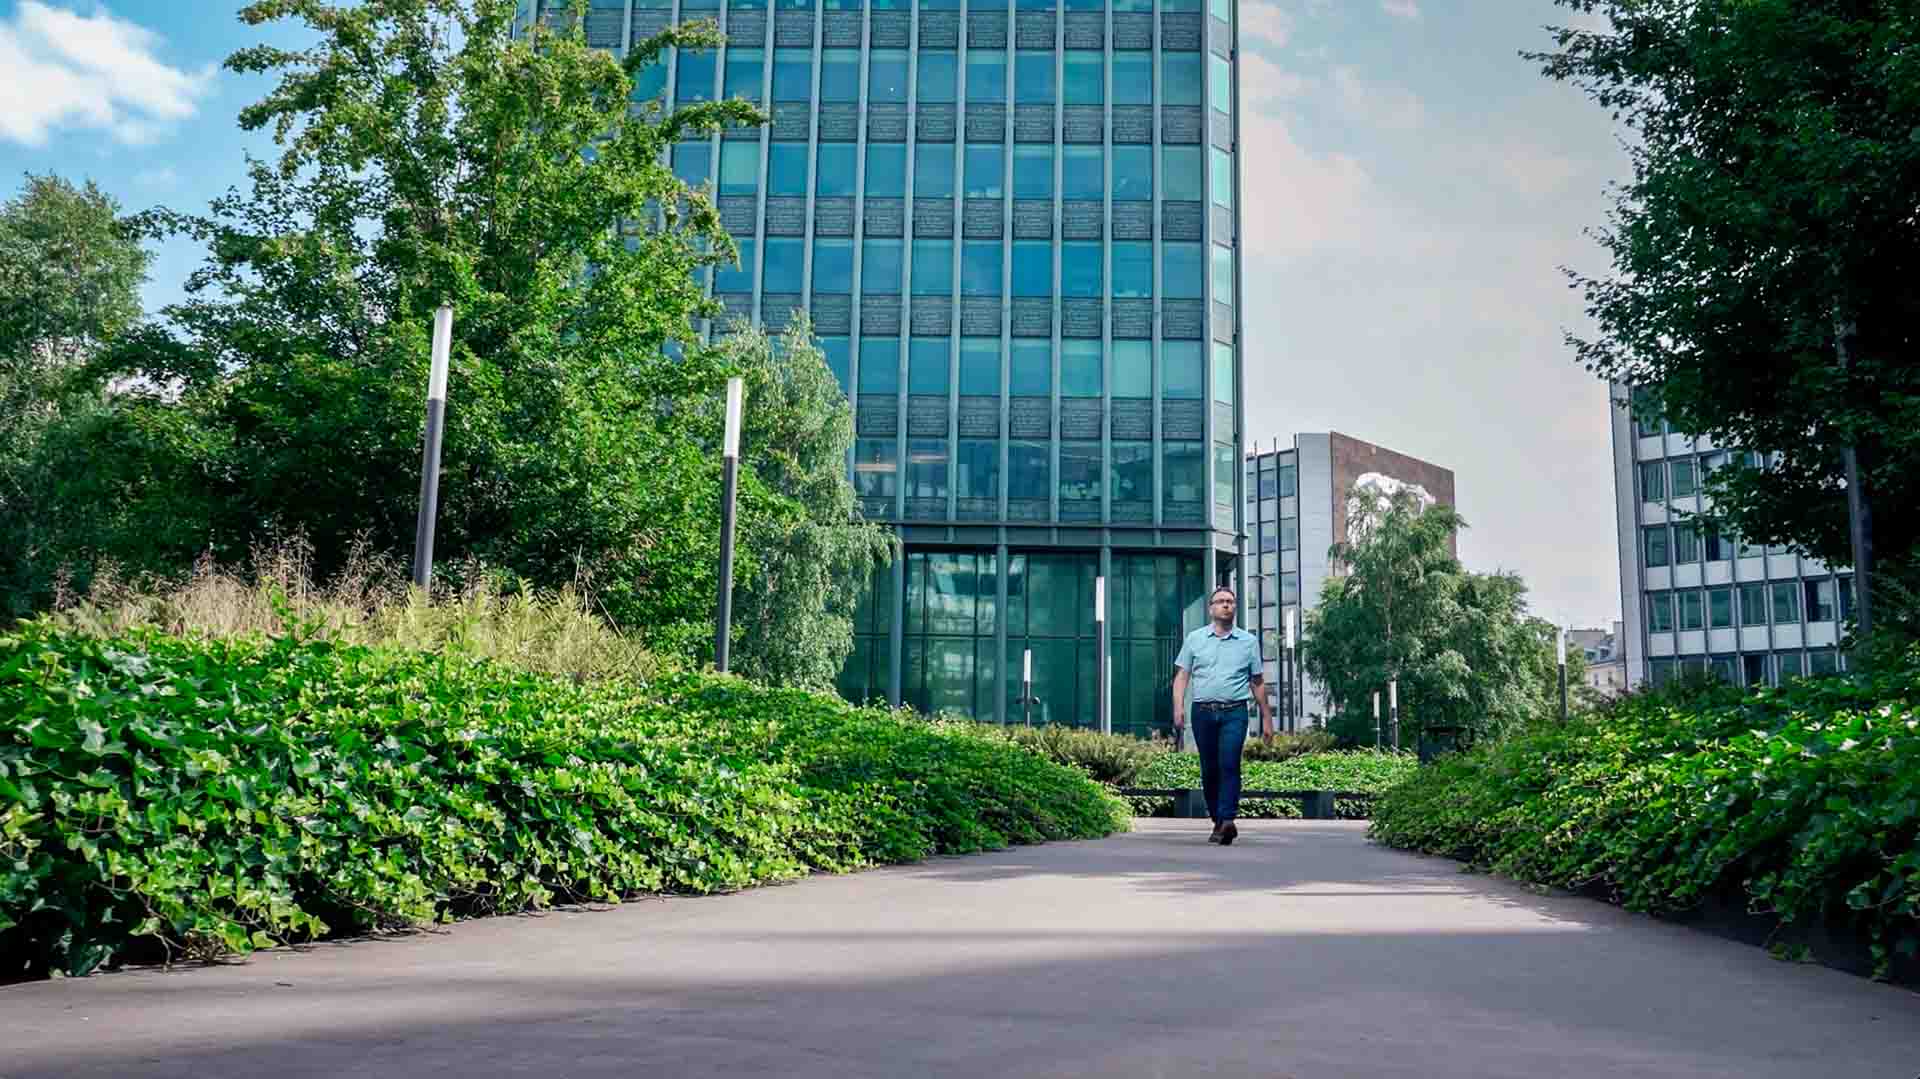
[{"left": 0, "top": 0, "right": 1629, "bottom": 631}]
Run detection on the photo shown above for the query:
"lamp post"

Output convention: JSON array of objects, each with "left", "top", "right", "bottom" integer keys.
[
  {"left": 714, "top": 377, "right": 743, "bottom": 673},
  {"left": 1095, "top": 575, "right": 1109, "bottom": 736},
  {"left": 1022, "top": 647, "right": 1033, "bottom": 727},
  {"left": 1558, "top": 627, "right": 1569, "bottom": 724},
  {"left": 1372, "top": 690, "right": 1381, "bottom": 749},
  {"left": 1389, "top": 678, "right": 1400, "bottom": 751},
  {"left": 1282, "top": 606, "right": 1297, "bottom": 734},
  {"left": 412, "top": 304, "right": 454, "bottom": 591}
]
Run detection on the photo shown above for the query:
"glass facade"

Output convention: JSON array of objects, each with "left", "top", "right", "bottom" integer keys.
[
  {"left": 1622, "top": 414, "right": 1852, "bottom": 689},
  {"left": 1244, "top": 446, "right": 1303, "bottom": 729},
  {"left": 547, "top": 0, "right": 1243, "bottom": 725}
]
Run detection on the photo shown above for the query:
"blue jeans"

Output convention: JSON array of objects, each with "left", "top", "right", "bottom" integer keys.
[{"left": 1192, "top": 704, "right": 1249, "bottom": 823}]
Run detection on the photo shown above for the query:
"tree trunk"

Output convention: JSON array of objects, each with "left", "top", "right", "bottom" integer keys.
[{"left": 1835, "top": 311, "right": 1873, "bottom": 643}]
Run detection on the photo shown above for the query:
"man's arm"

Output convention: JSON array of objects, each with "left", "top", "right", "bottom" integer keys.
[
  {"left": 1171, "top": 667, "right": 1189, "bottom": 729},
  {"left": 1250, "top": 673, "right": 1276, "bottom": 738}
]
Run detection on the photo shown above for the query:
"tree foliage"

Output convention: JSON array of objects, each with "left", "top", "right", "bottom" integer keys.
[
  {"left": 1531, "top": 1, "right": 1920, "bottom": 574},
  {"left": 1302, "top": 485, "right": 1567, "bottom": 746}
]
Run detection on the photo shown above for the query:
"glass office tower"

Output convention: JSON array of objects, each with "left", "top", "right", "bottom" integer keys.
[{"left": 540, "top": 0, "right": 1245, "bottom": 732}]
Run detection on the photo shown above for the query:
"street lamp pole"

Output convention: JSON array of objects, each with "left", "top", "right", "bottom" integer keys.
[
  {"left": 412, "top": 304, "right": 454, "bottom": 592},
  {"left": 1372, "top": 690, "right": 1381, "bottom": 749},
  {"left": 1022, "top": 647, "right": 1033, "bottom": 727},
  {"left": 1558, "top": 627, "right": 1569, "bottom": 724},
  {"left": 1282, "top": 606, "right": 1297, "bottom": 735},
  {"left": 1389, "top": 678, "right": 1400, "bottom": 751},
  {"left": 714, "top": 377, "right": 744, "bottom": 673},
  {"left": 1095, "top": 576, "right": 1109, "bottom": 736}
]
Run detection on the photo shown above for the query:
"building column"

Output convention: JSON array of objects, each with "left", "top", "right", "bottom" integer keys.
[
  {"left": 888, "top": 538, "right": 906, "bottom": 706},
  {"left": 995, "top": 541, "right": 1010, "bottom": 724}
]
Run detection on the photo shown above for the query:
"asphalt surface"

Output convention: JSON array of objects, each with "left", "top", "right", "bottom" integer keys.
[{"left": 5, "top": 820, "right": 1919, "bottom": 1078}]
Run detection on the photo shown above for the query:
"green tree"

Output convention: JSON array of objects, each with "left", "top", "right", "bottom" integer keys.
[
  {"left": 1302, "top": 484, "right": 1564, "bottom": 747},
  {"left": 0, "top": 174, "right": 154, "bottom": 616},
  {"left": 1531, "top": 1, "right": 1920, "bottom": 638}
]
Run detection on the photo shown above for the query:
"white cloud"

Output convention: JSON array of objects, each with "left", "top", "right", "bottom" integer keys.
[
  {"left": 0, "top": 1, "right": 213, "bottom": 147},
  {"left": 1238, "top": 0, "right": 1295, "bottom": 50},
  {"left": 133, "top": 164, "right": 179, "bottom": 187},
  {"left": 1330, "top": 67, "right": 1425, "bottom": 131},
  {"left": 1381, "top": 0, "right": 1420, "bottom": 19}
]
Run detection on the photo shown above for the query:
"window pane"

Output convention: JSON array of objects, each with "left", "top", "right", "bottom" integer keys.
[
  {"left": 918, "top": 51, "right": 958, "bottom": 102},
  {"left": 1211, "top": 245, "right": 1234, "bottom": 305},
  {"left": 961, "top": 241, "right": 1003, "bottom": 295},
  {"left": 1163, "top": 341, "right": 1203, "bottom": 399},
  {"left": 1639, "top": 460, "right": 1665, "bottom": 501},
  {"left": 1010, "top": 340, "right": 1050, "bottom": 395},
  {"left": 1013, "top": 145, "right": 1053, "bottom": 198},
  {"left": 770, "top": 47, "right": 810, "bottom": 100},
  {"left": 859, "top": 337, "right": 901, "bottom": 392},
  {"left": 911, "top": 239, "right": 954, "bottom": 293},
  {"left": 821, "top": 48, "right": 861, "bottom": 100},
  {"left": 768, "top": 143, "right": 809, "bottom": 195},
  {"left": 909, "top": 338, "right": 950, "bottom": 393},
  {"left": 965, "top": 145, "right": 1004, "bottom": 197},
  {"left": 1209, "top": 52, "right": 1231, "bottom": 112},
  {"left": 1643, "top": 525, "right": 1669, "bottom": 567},
  {"left": 1014, "top": 50, "right": 1055, "bottom": 104},
  {"left": 1113, "top": 340, "right": 1151, "bottom": 397},
  {"left": 1212, "top": 342, "right": 1234, "bottom": 405},
  {"left": 1214, "top": 444, "right": 1235, "bottom": 507},
  {"left": 1060, "top": 442, "right": 1102, "bottom": 504},
  {"left": 854, "top": 438, "right": 897, "bottom": 497},
  {"left": 1061, "top": 242, "right": 1101, "bottom": 297},
  {"left": 673, "top": 142, "right": 713, "bottom": 187},
  {"left": 726, "top": 47, "right": 765, "bottom": 102},
  {"left": 1061, "top": 340, "right": 1101, "bottom": 397},
  {"left": 1772, "top": 581, "right": 1800, "bottom": 623},
  {"left": 1163, "top": 441, "right": 1203, "bottom": 503},
  {"left": 764, "top": 237, "right": 804, "bottom": 293},
  {"left": 1163, "top": 242, "right": 1204, "bottom": 299},
  {"left": 1806, "top": 579, "right": 1836, "bottom": 622},
  {"left": 1009, "top": 441, "right": 1049, "bottom": 500},
  {"left": 1648, "top": 592, "right": 1673, "bottom": 632},
  {"left": 719, "top": 141, "right": 760, "bottom": 194},
  {"left": 866, "top": 143, "right": 907, "bottom": 196},
  {"left": 1113, "top": 442, "right": 1153, "bottom": 504},
  {"left": 967, "top": 49, "right": 1007, "bottom": 102},
  {"left": 677, "top": 50, "right": 717, "bottom": 103},
  {"left": 1739, "top": 582, "right": 1767, "bottom": 626},
  {"left": 1162, "top": 53, "right": 1201, "bottom": 105},
  {"left": 1210, "top": 146, "right": 1233, "bottom": 208},
  {"left": 1011, "top": 239, "right": 1052, "bottom": 296},
  {"left": 1112, "top": 242, "right": 1153, "bottom": 298},
  {"left": 1708, "top": 587, "right": 1733, "bottom": 628},
  {"left": 1113, "top": 53, "right": 1152, "bottom": 104},
  {"left": 1162, "top": 146, "right": 1203, "bottom": 200},
  {"left": 862, "top": 238, "right": 903, "bottom": 292},
  {"left": 817, "top": 144, "right": 857, "bottom": 196},
  {"left": 1673, "top": 522, "right": 1698, "bottom": 563},
  {"left": 1063, "top": 147, "right": 1103, "bottom": 199},
  {"left": 1064, "top": 51, "right": 1103, "bottom": 104},
  {"left": 632, "top": 59, "right": 669, "bottom": 102},
  {"left": 813, "top": 238, "right": 853, "bottom": 292},
  {"left": 1113, "top": 146, "right": 1152, "bottom": 201},
  {"left": 1678, "top": 590, "right": 1704, "bottom": 631},
  {"left": 960, "top": 338, "right": 1000, "bottom": 396},
  {"left": 915, "top": 143, "right": 956, "bottom": 196},
  {"left": 1671, "top": 458, "right": 1697, "bottom": 498},
  {"left": 869, "top": 49, "right": 909, "bottom": 101},
  {"left": 819, "top": 336, "right": 852, "bottom": 394},
  {"left": 716, "top": 237, "right": 755, "bottom": 291},
  {"left": 957, "top": 439, "right": 1000, "bottom": 499},
  {"left": 908, "top": 439, "right": 949, "bottom": 499}
]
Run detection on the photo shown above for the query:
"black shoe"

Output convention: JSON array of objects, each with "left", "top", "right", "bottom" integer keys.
[
  {"left": 1218, "top": 820, "right": 1238, "bottom": 846},
  {"left": 1207, "top": 821, "right": 1223, "bottom": 844}
]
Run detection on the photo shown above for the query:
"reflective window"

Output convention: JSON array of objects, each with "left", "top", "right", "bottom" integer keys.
[
  {"left": 817, "top": 144, "right": 857, "bottom": 196},
  {"left": 859, "top": 337, "right": 901, "bottom": 392},
  {"left": 915, "top": 143, "right": 956, "bottom": 197},
  {"left": 1063, "top": 52, "right": 1103, "bottom": 104},
  {"left": 1210, "top": 146, "right": 1233, "bottom": 208},
  {"left": 821, "top": 48, "right": 860, "bottom": 100},
  {"left": 907, "top": 438, "right": 949, "bottom": 501},
  {"left": 1643, "top": 525, "right": 1669, "bottom": 568},
  {"left": 1647, "top": 592, "right": 1673, "bottom": 633},
  {"left": 1163, "top": 442, "right": 1204, "bottom": 505},
  {"left": 912, "top": 239, "right": 954, "bottom": 293},
  {"left": 716, "top": 238, "right": 755, "bottom": 291},
  {"left": 1671, "top": 457, "right": 1697, "bottom": 498},
  {"left": 1162, "top": 53, "right": 1201, "bottom": 106},
  {"left": 918, "top": 51, "right": 958, "bottom": 103},
  {"left": 1113, "top": 53, "right": 1152, "bottom": 104},
  {"left": 1214, "top": 444, "right": 1235, "bottom": 507},
  {"left": 1113, "top": 146, "right": 1152, "bottom": 201},
  {"left": 1212, "top": 342, "right": 1234, "bottom": 404},
  {"left": 1113, "top": 442, "right": 1153, "bottom": 505},
  {"left": 869, "top": 49, "right": 910, "bottom": 102},
  {"left": 631, "top": 59, "right": 669, "bottom": 102},
  {"left": 813, "top": 238, "right": 854, "bottom": 292},
  {"left": 960, "top": 338, "right": 1001, "bottom": 395},
  {"left": 770, "top": 47, "right": 810, "bottom": 100},
  {"left": 768, "top": 143, "right": 809, "bottom": 196},
  {"left": 967, "top": 49, "right": 1007, "bottom": 102},
  {"left": 1639, "top": 460, "right": 1666, "bottom": 501},
  {"left": 1063, "top": 147, "right": 1103, "bottom": 199},
  {"left": 1772, "top": 581, "right": 1801, "bottom": 623},
  {"left": 1011, "top": 240, "right": 1052, "bottom": 296},
  {"left": 853, "top": 438, "right": 898, "bottom": 498},
  {"left": 1211, "top": 244, "right": 1234, "bottom": 305},
  {"left": 725, "top": 47, "right": 765, "bottom": 102},
  {"left": 820, "top": 336, "right": 852, "bottom": 393},
  {"left": 1211, "top": 0, "right": 1230, "bottom": 18},
  {"left": 1061, "top": 340, "right": 1101, "bottom": 397},
  {"left": 1061, "top": 241, "right": 1102, "bottom": 297},
  {"left": 1163, "top": 341, "right": 1203, "bottom": 398},
  {"left": 909, "top": 339, "right": 950, "bottom": 393},
  {"left": 1015, "top": 50, "right": 1055, "bottom": 104},
  {"left": 1678, "top": 590, "right": 1704, "bottom": 631},
  {"left": 1209, "top": 53, "right": 1231, "bottom": 113},
  {"left": 1060, "top": 442, "right": 1102, "bottom": 505},
  {"left": 862, "top": 238, "right": 903, "bottom": 293},
  {"left": 1708, "top": 586, "right": 1733, "bottom": 629},
  {"left": 676, "top": 50, "right": 717, "bottom": 103},
  {"left": 719, "top": 142, "right": 760, "bottom": 194},
  {"left": 957, "top": 440, "right": 1000, "bottom": 500},
  {"left": 764, "top": 237, "right": 805, "bottom": 293},
  {"left": 1673, "top": 522, "right": 1699, "bottom": 563},
  {"left": 1008, "top": 441, "right": 1050, "bottom": 499},
  {"left": 965, "top": 145, "right": 1005, "bottom": 197},
  {"left": 1112, "top": 242, "right": 1153, "bottom": 297},
  {"left": 1739, "top": 582, "right": 1767, "bottom": 626},
  {"left": 1162, "top": 146, "right": 1203, "bottom": 200},
  {"left": 1013, "top": 145, "right": 1053, "bottom": 198},
  {"left": 1010, "top": 340, "right": 1051, "bottom": 395},
  {"left": 962, "top": 242, "right": 1003, "bottom": 295},
  {"left": 866, "top": 143, "right": 908, "bottom": 196},
  {"left": 673, "top": 142, "right": 713, "bottom": 187},
  {"left": 1806, "top": 578, "right": 1837, "bottom": 622},
  {"left": 1113, "top": 340, "right": 1151, "bottom": 397},
  {"left": 1163, "top": 242, "right": 1205, "bottom": 299}
]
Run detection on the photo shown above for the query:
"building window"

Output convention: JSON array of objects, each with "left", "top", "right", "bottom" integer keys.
[
  {"left": 1113, "top": 341, "right": 1151, "bottom": 397},
  {"left": 725, "top": 47, "right": 766, "bottom": 102},
  {"left": 956, "top": 439, "right": 999, "bottom": 501},
  {"left": 1281, "top": 518, "right": 1298, "bottom": 551},
  {"left": 1771, "top": 580, "right": 1801, "bottom": 624},
  {"left": 1163, "top": 341, "right": 1204, "bottom": 399},
  {"left": 718, "top": 141, "right": 760, "bottom": 194},
  {"left": 1008, "top": 441, "right": 1049, "bottom": 500},
  {"left": 819, "top": 336, "right": 851, "bottom": 394},
  {"left": 1114, "top": 146, "right": 1152, "bottom": 201},
  {"left": 964, "top": 145, "right": 1004, "bottom": 197},
  {"left": 1742, "top": 653, "right": 1768, "bottom": 688},
  {"left": 1163, "top": 242, "right": 1205, "bottom": 299},
  {"left": 862, "top": 238, "right": 903, "bottom": 293},
  {"left": 820, "top": 48, "right": 860, "bottom": 100},
  {"left": 1064, "top": 51, "right": 1103, "bottom": 104},
  {"left": 768, "top": 143, "right": 809, "bottom": 196},
  {"left": 854, "top": 438, "right": 898, "bottom": 498},
  {"left": 1639, "top": 460, "right": 1665, "bottom": 501},
  {"left": 1209, "top": 53, "right": 1231, "bottom": 113},
  {"left": 1672, "top": 521, "right": 1698, "bottom": 564},
  {"left": 1670, "top": 457, "right": 1697, "bottom": 498},
  {"left": 1061, "top": 340, "right": 1101, "bottom": 397},
  {"left": 866, "top": 143, "right": 907, "bottom": 196},
  {"left": 1212, "top": 342, "right": 1234, "bottom": 405},
  {"left": 1808, "top": 650, "right": 1839, "bottom": 676},
  {"left": 676, "top": 50, "right": 717, "bottom": 103},
  {"left": 915, "top": 143, "right": 956, "bottom": 197},
  {"left": 858, "top": 337, "right": 900, "bottom": 393},
  {"left": 1708, "top": 586, "right": 1733, "bottom": 629},
  {"left": 1164, "top": 441, "right": 1204, "bottom": 510},
  {"left": 1805, "top": 578, "right": 1837, "bottom": 622},
  {"left": 1013, "top": 145, "right": 1053, "bottom": 198},
  {"left": 869, "top": 49, "right": 909, "bottom": 102},
  {"left": 1112, "top": 442, "right": 1153, "bottom": 506},
  {"left": 959, "top": 338, "right": 1000, "bottom": 396},
  {"left": 1063, "top": 147, "right": 1103, "bottom": 200},
  {"left": 1011, "top": 240, "right": 1051, "bottom": 296},
  {"left": 1777, "top": 651, "right": 1805, "bottom": 680},
  {"left": 1014, "top": 50, "right": 1055, "bottom": 103},
  {"left": 1214, "top": 444, "right": 1235, "bottom": 507},
  {"left": 1839, "top": 576, "right": 1855, "bottom": 620},
  {"left": 1113, "top": 52, "right": 1152, "bottom": 105},
  {"left": 817, "top": 144, "right": 857, "bottom": 196},
  {"left": 768, "top": 47, "right": 809, "bottom": 100},
  {"left": 961, "top": 242, "right": 1003, "bottom": 296},
  {"left": 1162, "top": 146, "right": 1203, "bottom": 200},
  {"left": 1060, "top": 441, "right": 1102, "bottom": 506},
  {"left": 673, "top": 142, "right": 713, "bottom": 187},
  {"left": 632, "top": 58, "right": 669, "bottom": 102},
  {"left": 1112, "top": 242, "right": 1153, "bottom": 298},
  {"left": 1163, "top": 53, "right": 1202, "bottom": 105},
  {"left": 813, "top": 238, "right": 853, "bottom": 292},
  {"left": 1211, "top": 245, "right": 1234, "bottom": 306},
  {"left": 1678, "top": 590, "right": 1704, "bottom": 631},
  {"left": 911, "top": 240, "right": 954, "bottom": 294},
  {"left": 1642, "top": 525, "right": 1669, "bottom": 568},
  {"left": 763, "top": 237, "right": 804, "bottom": 293},
  {"left": 967, "top": 48, "right": 1007, "bottom": 102},
  {"left": 1210, "top": 146, "right": 1233, "bottom": 209},
  {"left": 716, "top": 237, "right": 756, "bottom": 291},
  {"left": 1647, "top": 592, "right": 1674, "bottom": 633},
  {"left": 1279, "top": 461, "right": 1297, "bottom": 498},
  {"left": 907, "top": 439, "right": 949, "bottom": 500},
  {"left": 1704, "top": 527, "right": 1733, "bottom": 562},
  {"left": 918, "top": 51, "right": 958, "bottom": 103},
  {"left": 1061, "top": 242, "right": 1102, "bottom": 297},
  {"left": 1738, "top": 581, "right": 1766, "bottom": 626},
  {"left": 908, "top": 339, "right": 949, "bottom": 394}
]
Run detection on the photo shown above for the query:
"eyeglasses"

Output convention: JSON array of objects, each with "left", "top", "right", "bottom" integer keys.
[{"left": 1210, "top": 597, "right": 1234, "bottom": 605}]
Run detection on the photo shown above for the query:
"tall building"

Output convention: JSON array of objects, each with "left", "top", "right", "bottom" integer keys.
[
  {"left": 1610, "top": 386, "right": 1854, "bottom": 689},
  {"left": 1244, "top": 433, "right": 1455, "bottom": 728},
  {"left": 543, "top": 0, "right": 1247, "bottom": 732}
]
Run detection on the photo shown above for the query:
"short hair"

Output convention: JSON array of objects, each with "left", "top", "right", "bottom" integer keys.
[{"left": 1207, "top": 586, "right": 1236, "bottom": 604}]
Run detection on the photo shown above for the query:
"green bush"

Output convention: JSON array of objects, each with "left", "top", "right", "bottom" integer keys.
[
  {"left": 0, "top": 624, "right": 1128, "bottom": 979},
  {"left": 983, "top": 723, "right": 1165, "bottom": 786},
  {"left": 1369, "top": 668, "right": 1920, "bottom": 978},
  {"left": 1128, "top": 750, "right": 1416, "bottom": 819},
  {"left": 1241, "top": 729, "right": 1340, "bottom": 762}
]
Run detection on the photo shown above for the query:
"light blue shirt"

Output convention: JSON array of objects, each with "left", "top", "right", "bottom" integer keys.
[{"left": 1174, "top": 625, "right": 1261, "bottom": 705}]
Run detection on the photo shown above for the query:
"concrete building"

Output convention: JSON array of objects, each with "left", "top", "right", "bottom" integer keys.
[
  {"left": 1568, "top": 623, "right": 1627, "bottom": 697},
  {"left": 538, "top": 0, "right": 1249, "bottom": 732},
  {"left": 1610, "top": 386, "right": 1854, "bottom": 689},
  {"left": 1244, "top": 433, "right": 1456, "bottom": 729}
]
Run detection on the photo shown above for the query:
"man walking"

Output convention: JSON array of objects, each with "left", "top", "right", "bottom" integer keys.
[{"left": 1171, "top": 587, "right": 1274, "bottom": 845}]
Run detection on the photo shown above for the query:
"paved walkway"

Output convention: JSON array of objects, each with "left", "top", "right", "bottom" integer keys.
[{"left": 5, "top": 820, "right": 1919, "bottom": 1078}]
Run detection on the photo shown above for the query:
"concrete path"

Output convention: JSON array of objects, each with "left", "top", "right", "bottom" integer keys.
[{"left": 5, "top": 820, "right": 1919, "bottom": 1079}]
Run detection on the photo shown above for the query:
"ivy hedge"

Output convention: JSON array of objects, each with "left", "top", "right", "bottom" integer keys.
[
  {"left": 1370, "top": 669, "right": 1920, "bottom": 979},
  {"left": 1126, "top": 750, "right": 1417, "bottom": 819},
  {"left": 0, "top": 624, "right": 1128, "bottom": 979}
]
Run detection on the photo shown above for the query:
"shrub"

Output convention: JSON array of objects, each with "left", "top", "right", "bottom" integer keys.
[
  {"left": 983, "top": 723, "right": 1164, "bottom": 786},
  {"left": 1241, "top": 729, "right": 1339, "bottom": 762},
  {"left": 1129, "top": 750, "right": 1416, "bottom": 819},
  {"left": 0, "top": 624, "right": 1127, "bottom": 979},
  {"left": 1369, "top": 666, "right": 1920, "bottom": 979}
]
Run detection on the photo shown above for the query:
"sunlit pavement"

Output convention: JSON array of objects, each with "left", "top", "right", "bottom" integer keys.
[{"left": 5, "top": 820, "right": 1918, "bottom": 1079}]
